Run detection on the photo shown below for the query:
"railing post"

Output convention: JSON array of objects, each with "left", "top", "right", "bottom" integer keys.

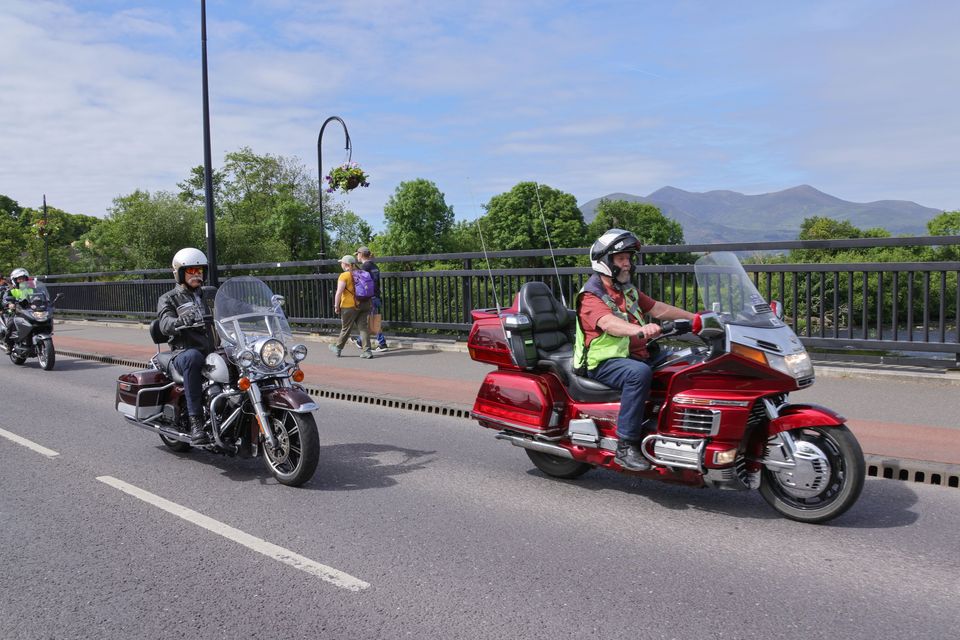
[{"left": 462, "top": 258, "right": 473, "bottom": 323}]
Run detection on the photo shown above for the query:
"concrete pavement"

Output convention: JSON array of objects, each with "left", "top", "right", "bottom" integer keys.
[{"left": 46, "top": 319, "right": 960, "bottom": 476}]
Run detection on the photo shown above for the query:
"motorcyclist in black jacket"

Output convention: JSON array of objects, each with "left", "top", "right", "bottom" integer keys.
[{"left": 158, "top": 248, "right": 217, "bottom": 444}]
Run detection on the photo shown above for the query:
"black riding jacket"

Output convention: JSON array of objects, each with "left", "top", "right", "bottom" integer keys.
[{"left": 157, "top": 284, "right": 217, "bottom": 353}]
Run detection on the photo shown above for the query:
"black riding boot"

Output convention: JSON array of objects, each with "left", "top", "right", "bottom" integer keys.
[
  {"left": 189, "top": 415, "right": 210, "bottom": 445},
  {"left": 615, "top": 440, "right": 651, "bottom": 471}
]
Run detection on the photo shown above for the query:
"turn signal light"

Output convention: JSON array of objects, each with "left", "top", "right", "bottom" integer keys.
[
  {"left": 730, "top": 343, "right": 768, "bottom": 366},
  {"left": 713, "top": 448, "right": 738, "bottom": 466},
  {"left": 237, "top": 377, "right": 251, "bottom": 391},
  {"left": 292, "top": 369, "right": 305, "bottom": 383}
]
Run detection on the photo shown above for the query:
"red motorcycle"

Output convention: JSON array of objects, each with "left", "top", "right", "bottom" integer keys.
[{"left": 468, "top": 252, "right": 865, "bottom": 523}]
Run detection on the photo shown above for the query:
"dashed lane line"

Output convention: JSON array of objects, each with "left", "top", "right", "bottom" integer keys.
[
  {"left": 96, "top": 475, "right": 370, "bottom": 592},
  {"left": 0, "top": 427, "right": 60, "bottom": 458}
]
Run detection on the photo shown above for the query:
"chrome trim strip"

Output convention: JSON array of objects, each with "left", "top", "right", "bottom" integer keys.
[{"left": 494, "top": 432, "right": 574, "bottom": 459}]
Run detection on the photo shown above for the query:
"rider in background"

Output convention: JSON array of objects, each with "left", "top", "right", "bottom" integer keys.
[
  {"left": 157, "top": 248, "right": 217, "bottom": 445},
  {"left": 574, "top": 229, "right": 694, "bottom": 472},
  {"left": 2, "top": 268, "right": 33, "bottom": 351}
]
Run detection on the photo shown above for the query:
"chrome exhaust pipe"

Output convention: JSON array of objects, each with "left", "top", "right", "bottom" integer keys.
[
  {"left": 495, "top": 431, "right": 574, "bottom": 459},
  {"left": 124, "top": 416, "right": 192, "bottom": 443}
]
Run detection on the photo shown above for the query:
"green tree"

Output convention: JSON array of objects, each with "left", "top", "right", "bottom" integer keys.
[
  {"left": 586, "top": 199, "right": 689, "bottom": 264},
  {"left": 328, "top": 209, "right": 374, "bottom": 259},
  {"left": 927, "top": 210, "right": 960, "bottom": 261},
  {"left": 475, "top": 182, "right": 584, "bottom": 270},
  {"left": 78, "top": 190, "right": 204, "bottom": 271},
  {"left": 379, "top": 179, "right": 455, "bottom": 257}
]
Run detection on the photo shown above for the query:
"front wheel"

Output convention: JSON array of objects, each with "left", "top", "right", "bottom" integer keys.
[
  {"left": 9, "top": 349, "right": 26, "bottom": 365},
  {"left": 526, "top": 449, "right": 592, "bottom": 479},
  {"left": 759, "top": 425, "right": 865, "bottom": 524},
  {"left": 262, "top": 410, "right": 319, "bottom": 487},
  {"left": 37, "top": 338, "right": 55, "bottom": 370}
]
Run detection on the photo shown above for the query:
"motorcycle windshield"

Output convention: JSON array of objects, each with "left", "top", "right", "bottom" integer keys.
[
  {"left": 214, "top": 276, "right": 293, "bottom": 348},
  {"left": 694, "top": 252, "right": 785, "bottom": 328},
  {"left": 18, "top": 278, "right": 50, "bottom": 304}
]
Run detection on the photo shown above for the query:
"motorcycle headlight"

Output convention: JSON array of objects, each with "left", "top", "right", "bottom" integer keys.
[
  {"left": 259, "top": 339, "right": 286, "bottom": 368},
  {"left": 766, "top": 350, "right": 814, "bottom": 379},
  {"left": 236, "top": 349, "right": 256, "bottom": 368},
  {"left": 31, "top": 311, "right": 49, "bottom": 321},
  {"left": 291, "top": 343, "right": 308, "bottom": 362}
]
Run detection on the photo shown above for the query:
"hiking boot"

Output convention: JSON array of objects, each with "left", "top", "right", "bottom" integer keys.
[
  {"left": 189, "top": 415, "right": 210, "bottom": 445},
  {"left": 615, "top": 440, "right": 651, "bottom": 471},
  {"left": 360, "top": 350, "right": 373, "bottom": 359},
  {"left": 328, "top": 344, "right": 342, "bottom": 357}
]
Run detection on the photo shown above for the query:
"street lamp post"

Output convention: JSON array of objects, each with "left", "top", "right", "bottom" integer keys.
[
  {"left": 42, "top": 194, "right": 50, "bottom": 274},
  {"left": 317, "top": 116, "right": 352, "bottom": 261},
  {"left": 200, "top": 0, "right": 218, "bottom": 286}
]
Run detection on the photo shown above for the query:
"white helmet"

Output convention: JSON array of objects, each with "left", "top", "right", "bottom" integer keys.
[
  {"left": 171, "top": 248, "right": 208, "bottom": 285},
  {"left": 589, "top": 229, "right": 641, "bottom": 278},
  {"left": 10, "top": 267, "right": 30, "bottom": 283}
]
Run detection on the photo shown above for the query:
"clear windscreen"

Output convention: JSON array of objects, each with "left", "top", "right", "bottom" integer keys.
[
  {"left": 695, "top": 252, "right": 784, "bottom": 328},
  {"left": 214, "top": 276, "right": 293, "bottom": 348}
]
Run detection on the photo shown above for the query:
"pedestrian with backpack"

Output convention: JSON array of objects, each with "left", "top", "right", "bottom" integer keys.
[
  {"left": 352, "top": 246, "right": 388, "bottom": 352},
  {"left": 329, "top": 255, "right": 374, "bottom": 359}
]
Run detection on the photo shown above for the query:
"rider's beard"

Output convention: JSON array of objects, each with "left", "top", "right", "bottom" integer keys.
[{"left": 186, "top": 275, "right": 203, "bottom": 289}]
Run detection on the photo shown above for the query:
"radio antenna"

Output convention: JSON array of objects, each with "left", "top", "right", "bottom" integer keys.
[
  {"left": 534, "top": 183, "right": 567, "bottom": 307},
  {"left": 470, "top": 180, "right": 516, "bottom": 366}
]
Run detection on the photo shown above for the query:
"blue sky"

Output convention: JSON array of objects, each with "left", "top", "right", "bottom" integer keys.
[{"left": 2, "top": 0, "right": 958, "bottom": 231}]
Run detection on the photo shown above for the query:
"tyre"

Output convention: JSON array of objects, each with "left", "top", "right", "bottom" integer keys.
[
  {"left": 159, "top": 433, "right": 191, "bottom": 452},
  {"left": 37, "top": 338, "right": 55, "bottom": 371},
  {"left": 525, "top": 449, "right": 592, "bottom": 479},
  {"left": 262, "top": 410, "right": 319, "bottom": 487},
  {"left": 759, "top": 425, "right": 865, "bottom": 524}
]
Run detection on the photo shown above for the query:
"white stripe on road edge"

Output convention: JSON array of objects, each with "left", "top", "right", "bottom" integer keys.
[
  {"left": 96, "top": 476, "right": 370, "bottom": 591},
  {"left": 0, "top": 427, "right": 60, "bottom": 458}
]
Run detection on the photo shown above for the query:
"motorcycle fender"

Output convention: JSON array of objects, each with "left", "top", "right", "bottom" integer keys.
[
  {"left": 33, "top": 333, "right": 51, "bottom": 345},
  {"left": 261, "top": 387, "right": 318, "bottom": 413},
  {"left": 768, "top": 403, "right": 845, "bottom": 434}
]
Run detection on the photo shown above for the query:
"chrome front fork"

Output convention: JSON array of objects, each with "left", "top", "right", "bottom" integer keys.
[{"left": 246, "top": 383, "right": 279, "bottom": 450}]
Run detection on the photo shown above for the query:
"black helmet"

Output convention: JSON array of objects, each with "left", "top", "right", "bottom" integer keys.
[{"left": 590, "top": 228, "right": 641, "bottom": 278}]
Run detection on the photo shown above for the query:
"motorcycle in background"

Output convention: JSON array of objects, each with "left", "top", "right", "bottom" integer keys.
[
  {"left": 468, "top": 252, "right": 865, "bottom": 524},
  {"left": 116, "top": 276, "right": 321, "bottom": 487},
  {"left": 0, "top": 277, "right": 59, "bottom": 370}
]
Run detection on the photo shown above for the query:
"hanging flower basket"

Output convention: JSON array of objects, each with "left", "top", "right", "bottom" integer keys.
[{"left": 326, "top": 162, "right": 370, "bottom": 194}]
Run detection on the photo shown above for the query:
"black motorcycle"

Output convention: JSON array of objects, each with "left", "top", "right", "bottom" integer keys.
[{"left": 1, "top": 278, "right": 58, "bottom": 370}]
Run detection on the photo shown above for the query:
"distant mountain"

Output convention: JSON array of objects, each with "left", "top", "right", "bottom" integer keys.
[{"left": 579, "top": 185, "right": 942, "bottom": 244}]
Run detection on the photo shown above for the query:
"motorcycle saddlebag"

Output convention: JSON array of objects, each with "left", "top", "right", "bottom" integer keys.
[
  {"left": 116, "top": 369, "right": 171, "bottom": 420},
  {"left": 472, "top": 370, "right": 566, "bottom": 437}
]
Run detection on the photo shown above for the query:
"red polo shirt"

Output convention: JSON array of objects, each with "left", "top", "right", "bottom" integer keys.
[{"left": 579, "top": 279, "right": 656, "bottom": 359}]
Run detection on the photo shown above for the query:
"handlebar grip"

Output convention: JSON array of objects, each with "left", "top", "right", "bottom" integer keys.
[{"left": 660, "top": 321, "right": 675, "bottom": 334}]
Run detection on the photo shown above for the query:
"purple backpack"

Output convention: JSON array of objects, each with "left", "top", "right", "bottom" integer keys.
[{"left": 352, "top": 269, "right": 375, "bottom": 302}]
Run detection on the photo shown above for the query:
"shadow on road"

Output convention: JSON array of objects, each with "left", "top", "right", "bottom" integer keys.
[
  {"left": 309, "top": 443, "right": 437, "bottom": 491},
  {"left": 529, "top": 468, "right": 921, "bottom": 527}
]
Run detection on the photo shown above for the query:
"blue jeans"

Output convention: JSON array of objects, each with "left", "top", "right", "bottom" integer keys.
[
  {"left": 173, "top": 348, "right": 206, "bottom": 417},
  {"left": 587, "top": 357, "right": 653, "bottom": 442}
]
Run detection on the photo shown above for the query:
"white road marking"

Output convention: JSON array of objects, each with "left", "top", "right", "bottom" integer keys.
[
  {"left": 0, "top": 427, "right": 60, "bottom": 458},
  {"left": 96, "top": 476, "right": 369, "bottom": 591}
]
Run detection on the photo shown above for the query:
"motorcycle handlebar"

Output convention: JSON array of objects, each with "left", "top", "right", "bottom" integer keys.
[{"left": 660, "top": 319, "right": 693, "bottom": 336}]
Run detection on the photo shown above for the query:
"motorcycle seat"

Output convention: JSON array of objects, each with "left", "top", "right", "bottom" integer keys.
[
  {"left": 153, "top": 352, "right": 184, "bottom": 384},
  {"left": 538, "top": 345, "right": 622, "bottom": 403},
  {"left": 517, "top": 281, "right": 621, "bottom": 404}
]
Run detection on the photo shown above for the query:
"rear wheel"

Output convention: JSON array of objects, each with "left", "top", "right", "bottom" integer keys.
[
  {"left": 759, "top": 425, "right": 865, "bottom": 524},
  {"left": 37, "top": 338, "right": 55, "bottom": 370},
  {"left": 525, "top": 449, "right": 592, "bottom": 479},
  {"left": 262, "top": 410, "right": 319, "bottom": 487},
  {"left": 159, "top": 433, "right": 191, "bottom": 452}
]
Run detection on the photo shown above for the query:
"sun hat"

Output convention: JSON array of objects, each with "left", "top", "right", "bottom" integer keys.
[{"left": 339, "top": 255, "right": 357, "bottom": 265}]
